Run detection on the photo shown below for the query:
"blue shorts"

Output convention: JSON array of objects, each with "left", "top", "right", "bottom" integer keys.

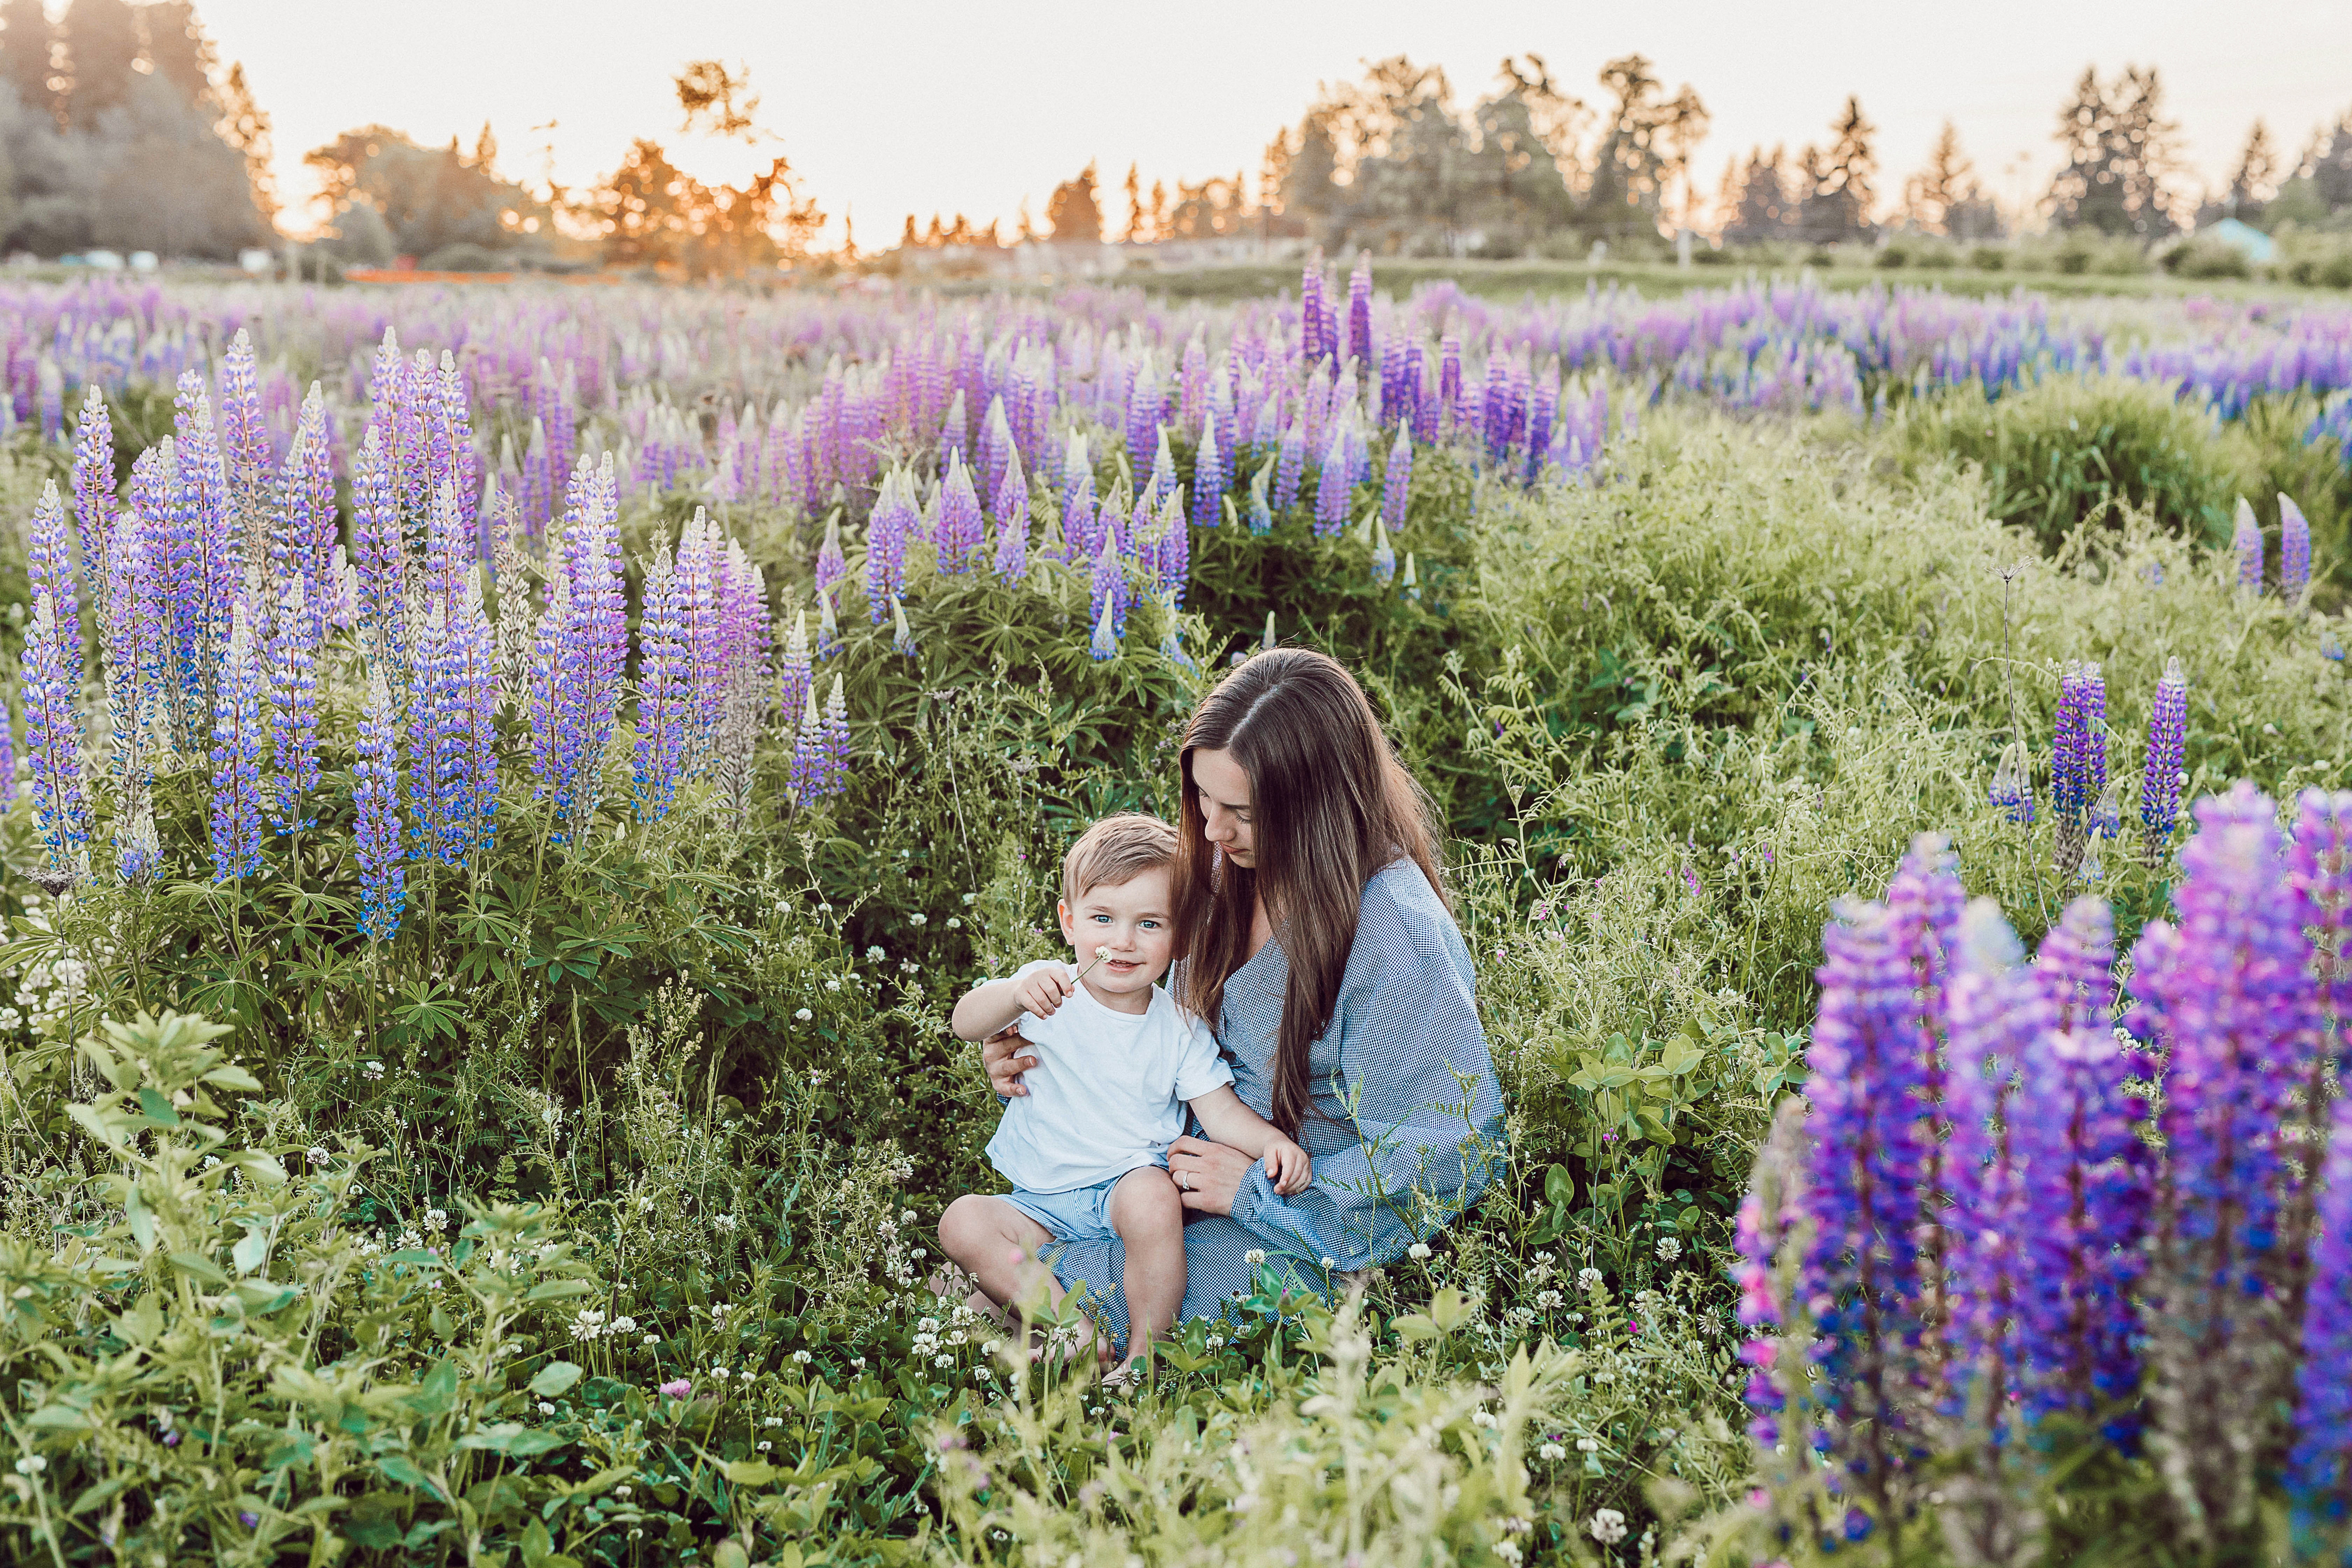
[{"left": 1002, "top": 1169, "right": 1160, "bottom": 1243}]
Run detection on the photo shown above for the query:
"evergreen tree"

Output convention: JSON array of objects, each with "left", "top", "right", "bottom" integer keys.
[
  {"left": 57, "top": 0, "right": 136, "bottom": 127},
  {"left": 138, "top": 0, "right": 210, "bottom": 104},
  {"left": 2306, "top": 110, "right": 2352, "bottom": 214},
  {"left": 0, "top": 0, "right": 53, "bottom": 120},
  {"left": 2225, "top": 119, "right": 2278, "bottom": 219},
  {"left": 2047, "top": 64, "right": 2180, "bottom": 238},
  {"left": 1045, "top": 162, "right": 1100, "bottom": 243},
  {"left": 1121, "top": 161, "right": 1141, "bottom": 242},
  {"left": 1905, "top": 121, "right": 1971, "bottom": 234},
  {"left": 1722, "top": 145, "right": 1790, "bottom": 243}
]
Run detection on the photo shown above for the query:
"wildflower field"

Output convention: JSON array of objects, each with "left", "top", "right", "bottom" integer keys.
[{"left": 1, "top": 261, "right": 2351, "bottom": 1566}]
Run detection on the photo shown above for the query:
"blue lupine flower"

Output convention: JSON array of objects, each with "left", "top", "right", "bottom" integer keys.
[
  {"left": 208, "top": 602, "right": 265, "bottom": 881},
  {"left": 1274, "top": 419, "right": 1305, "bottom": 509},
  {"left": 1191, "top": 421, "right": 1224, "bottom": 531},
  {"left": 22, "top": 588, "right": 87, "bottom": 872},
  {"left": 865, "top": 471, "right": 915, "bottom": 617},
  {"left": 1989, "top": 738, "right": 2034, "bottom": 824},
  {"left": 70, "top": 387, "right": 113, "bottom": 544},
  {"left": 2141, "top": 657, "right": 2187, "bottom": 849},
  {"left": 816, "top": 507, "right": 847, "bottom": 601},
  {"left": 1089, "top": 532, "right": 1128, "bottom": 640},
  {"left": 1146, "top": 428, "right": 1177, "bottom": 507},
  {"left": 2234, "top": 497, "right": 2264, "bottom": 592},
  {"left": 1346, "top": 250, "right": 1373, "bottom": 368},
  {"left": 993, "top": 462, "right": 1029, "bottom": 581},
  {"left": 1380, "top": 424, "right": 1413, "bottom": 528},
  {"left": 1314, "top": 427, "right": 1351, "bottom": 539},
  {"left": 2053, "top": 660, "right": 2106, "bottom": 836},
  {"left": 789, "top": 684, "right": 825, "bottom": 803},
  {"left": 778, "top": 610, "right": 813, "bottom": 734},
  {"left": 2287, "top": 1090, "right": 2352, "bottom": 1557},
  {"left": 2281, "top": 492, "right": 2312, "bottom": 603},
  {"left": 351, "top": 429, "right": 407, "bottom": 673},
  {"left": 890, "top": 594, "right": 917, "bottom": 658},
  {"left": 633, "top": 536, "right": 691, "bottom": 824},
  {"left": 354, "top": 658, "right": 405, "bottom": 942},
  {"left": 265, "top": 578, "right": 321, "bottom": 835},
  {"left": 935, "top": 455, "right": 985, "bottom": 573}
]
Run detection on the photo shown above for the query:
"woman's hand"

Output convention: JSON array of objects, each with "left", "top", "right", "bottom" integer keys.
[
  {"left": 1167, "top": 1136, "right": 1260, "bottom": 1217},
  {"left": 982, "top": 1028, "right": 1037, "bottom": 1098}
]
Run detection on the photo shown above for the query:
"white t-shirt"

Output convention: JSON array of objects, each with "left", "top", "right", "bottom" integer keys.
[{"left": 983, "top": 958, "right": 1234, "bottom": 1194}]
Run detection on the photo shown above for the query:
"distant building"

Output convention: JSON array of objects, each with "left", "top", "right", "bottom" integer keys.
[{"left": 2203, "top": 217, "right": 2276, "bottom": 265}]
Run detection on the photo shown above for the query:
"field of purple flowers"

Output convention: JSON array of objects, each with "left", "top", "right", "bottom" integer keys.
[{"left": 0, "top": 263, "right": 2346, "bottom": 1564}]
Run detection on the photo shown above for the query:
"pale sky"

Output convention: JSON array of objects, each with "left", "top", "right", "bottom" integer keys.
[{"left": 196, "top": 0, "right": 2352, "bottom": 245}]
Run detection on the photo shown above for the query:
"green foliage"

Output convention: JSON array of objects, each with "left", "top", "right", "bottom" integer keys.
[{"left": 8, "top": 398, "right": 2352, "bottom": 1562}]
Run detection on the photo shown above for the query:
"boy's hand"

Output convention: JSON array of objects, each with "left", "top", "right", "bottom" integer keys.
[
  {"left": 1013, "top": 964, "right": 1076, "bottom": 1019},
  {"left": 1261, "top": 1138, "right": 1313, "bottom": 1196}
]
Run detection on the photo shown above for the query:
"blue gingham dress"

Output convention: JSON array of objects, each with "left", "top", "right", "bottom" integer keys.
[{"left": 1046, "top": 860, "right": 1506, "bottom": 1350}]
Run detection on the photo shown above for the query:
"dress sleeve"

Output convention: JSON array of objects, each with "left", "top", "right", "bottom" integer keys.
[{"left": 1226, "top": 878, "right": 1506, "bottom": 1271}]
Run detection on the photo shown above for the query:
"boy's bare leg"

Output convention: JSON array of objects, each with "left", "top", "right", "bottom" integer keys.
[
  {"left": 939, "top": 1195, "right": 1058, "bottom": 1312},
  {"left": 1110, "top": 1167, "right": 1187, "bottom": 1357}
]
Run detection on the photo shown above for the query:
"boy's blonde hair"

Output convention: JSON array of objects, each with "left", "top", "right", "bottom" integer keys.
[{"left": 1062, "top": 813, "right": 1179, "bottom": 908}]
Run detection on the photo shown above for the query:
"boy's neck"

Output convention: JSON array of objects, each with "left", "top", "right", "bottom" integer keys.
[{"left": 1076, "top": 962, "right": 1154, "bottom": 1016}]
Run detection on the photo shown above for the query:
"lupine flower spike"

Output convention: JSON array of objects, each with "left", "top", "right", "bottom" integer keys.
[
  {"left": 2280, "top": 493, "right": 2312, "bottom": 606},
  {"left": 1989, "top": 739, "right": 2033, "bottom": 824},
  {"left": 354, "top": 658, "right": 405, "bottom": 942},
  {"left": 890, "top": 595, "right": 917, "bottom": 658},
  {"left": 2234, "top": 496, "right": 2264, "bottom": 592},
  {"left": 208, "top": 602, "right": 266, "bottom": 880},
  {"left": 2141, "top": 657, "right": 2187, "bottom": 861}
]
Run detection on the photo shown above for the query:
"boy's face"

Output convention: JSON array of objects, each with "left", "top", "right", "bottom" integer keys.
[{"left": 1058, "top": 865, "right": 1176, "bottom": 1002}]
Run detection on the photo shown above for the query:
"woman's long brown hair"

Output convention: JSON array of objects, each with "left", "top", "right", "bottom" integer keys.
[{"left": 1172, "top": 648, "right": 1443, "bottom": 1139}]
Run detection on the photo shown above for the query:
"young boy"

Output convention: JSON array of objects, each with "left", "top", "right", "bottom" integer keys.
[{"left": 940, "top": 813, "right": 1310, "bottom": 1363}]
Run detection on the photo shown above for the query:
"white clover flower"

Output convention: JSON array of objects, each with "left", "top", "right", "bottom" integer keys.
[
  {"left": 825, "top": 978, "right": 841, "bottom": 991},
  {"left": 710, "top": 1365, "right": 729, "bottom": 1380},
  {"left": 794, "top": 1008, "right": 813, "bottom": 1022},
  {"left": 643, "top": 1334, "right": 659, "bottom": 1345},
  {"left": 306, "top": 1146, "right": 330, "bottom": 1166},
  {"left": 763, "top": 1416, "right": 784, "bottom": 1428},
  {"left": 866, "top": 945, "right": 886, "bottom": 961},
  {"left": 538, "top": 1400, "right": 557, "bottom": 1416},
  {"left": 933, "top": 1353, "right": 954, "bottom": 1367},
  {"left": 1538, "top": 1442, "right": 1567, "bottom": 1461},
  {"left": 1576, "top": 1436, "right": 1601, "bottom": 1453},
  {"left": 1496, "top": 1543, "right": 1524, "bottom": 1565},
  {"left": 961, "top": 892, "right": 978, "bottom": 904},
  {"left": 1534, "top": 1289, "right": 1563, "bottom": 1310},
  {"left": 1470, "top": 1408, "right": 1498, "bottom": 1428},
  {"left": 909, "top": 912, "right": 927, "bottom": 926},
  {"left": 945, "top": 917, "right": 961, "bottom": 929},
  {"left": 1407, "top": 1242, "right": 1432, "bottom": 1262},
  {"left": 1589, "top": 1508, "right": 1628, "bottom": 1546},
  {"left": 756, "top": 1440, "right": 772, "bottom": 1451},
  {"left": 715, "top": 1213, "right": 738, "bottom": 1232},
  {"left": 1244, "top": 1248, "right": 1267, "bottom": 1265},
  {"left": 792, "top": 1349, "right": 813, "bottom": 1364},
  {"left": 850, "top": 1356, "right": 867, "bottom": 1370},
  {"left": 1578, "top": 1267, "right": 1604, "bottom": 1288},
  {"left": 14, "top": 1456, "right": 44, "bottom": 1475},
  {"left": 1656, "top": 1236, "right": 1682, "bottom": 1261}
]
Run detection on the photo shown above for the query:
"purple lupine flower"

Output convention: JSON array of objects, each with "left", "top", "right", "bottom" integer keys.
[
  {"left": 1939, "top": 900, "right": 2042, "bottom": 1429},
  {"left": 2013, "top": 1013, "right": 2150, "bottom": 1441},
  {"left": 354, "top": 657, "right": 404, "bottom": 942},
  {"left": 1145, "top": 428, "right": 1177, "bottom": 508},
  {"left": 2234, "top": 497, "right": 2264, "bottom": 592},
  {"left": 22, "top": 589, "right": 88, "bottom": 872},
  {"left": 1246, "top": 465, "right": 1273, "bottom": 534},
  {"left": 1346, "top": 251, "right": 1373, "bottom": 369},
  {"left": 935, "top": 455, "right": 984, "bottom": 573},
  {"left": 677, "top": 512, "right": 725, "bottom": 771},
  {"left": 1300, "top": 258, "right": 1325, "bottom": 364},
  {"left": 777, "top": 610, "right": 812, "bottom": 733},
  {"left": 1802, "top": 889, "right": 1937, "bottom": 1511},
  {"left": 1736, "top": 1098, "right": 1811, "bottom": 1448},
  {"left": 1124, "top": 372, "right": 1159, "bottom": 472},
  {"left": 218, "top": 330, "right": 270, "bottom": 528},
  {"left": 1088, "top": 532, "right": 1129, "bottom": 640},
  {"left": 26, "top": 481, "right": 78, "bottom": 670},
  {"left": 173, "top": 370, "right": 236, "bottom": 695},
  {"left": 208, "top": 602, "right": 265, "bottom": 881},
  {"left": 1190, "top": 421, "right": 1224, "bottom": 531},
  {"left": 1267, "top": 418, "right": 1304, "bottom": 513},
  {"left": 101, "top": 513, "right": 161, "bottom": 840},
  {"left": 1380, "top": 425, "right": 1412, "bottom": 529},
  {"left": 457, "top": 573, "right": 499, "bottom": 857},
  {"left": 1438, "top": 335, "right": 1462, "bottom": 425},
  {"left": 294, "top": 387, "right": 343, "bottom": 627},
  {"left": 2286, "top": 1090, "right": 2352, "bottom": 1556},
  {"left": 2053, "top": 660, "right": 2107, "bottom": 875},
  {"left": 0, "top": 694, "right": 13, "bottom": 809},
  {"left": 788, "top": 683, "right": 825, "bottom": 803},
  {"left": 864, "top": 474, "right": 914, "bottom": 620},
  {"left": 2128, "top": 781, "right": 2314, "bottom": 1530},
  {"left": 890, "top": 594, "right": 917, "bottom": 658},
  {"left": 632, "top": 535, "right": 691, "bottom": 824},
  {"left": 815, "top": 508, "right": 847, "bottom": 600},
  {"left": 2036, "top": 894, "right": 2116, "bottom": 1034},
  {"left": 992, "top": 462, "right": 1029, "bottom": 581},
  {"left": 2281, "top": 493, "right": 2313, "bottom": 603},
  {"left": 35, "top": 354, "right": 60, "bottom": 440},
  {"left": 819, "top": 673, "right": 850, "bottom": 791},
  {"left": 2142, "top": 657, "right": 2188, "bottom": 853},
  {"left": 1155, "top": 493, "right": 1189, "bottom": 606},
  {"left": 2292, "top": 789, "right": 2352, "bottom": 1074},
  {"left": 350, "top": 430, "right": 407, "bottom": 673},
  {"left": 69, "top": 386, "right": 113, "bottom": 550},
  {"left": 1313, "top": 426, "right": 1351, "bottom": 539},
  {"left": 265, "top": 579, "right": 320, "bottom": 835}
]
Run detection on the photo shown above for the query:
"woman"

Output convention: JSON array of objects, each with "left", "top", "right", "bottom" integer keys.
[{"left": 983, "top": 648, "right": 1505, "bottom": 1351}]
